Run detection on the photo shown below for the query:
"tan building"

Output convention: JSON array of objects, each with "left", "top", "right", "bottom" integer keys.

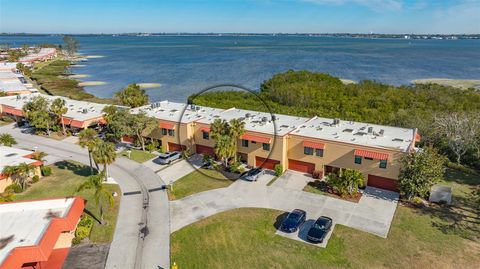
[
  {"left": 135, "top": 101, "right": 418, "bottom": 192},
  {"left": 0, "top": 93, "right": 109, "bottom": 130},
  {"left": 130, "top": 101, "right": 225, "bottom": 152},
  {"left": 0, "top": 146, "right": 43, "bottom": 192}
]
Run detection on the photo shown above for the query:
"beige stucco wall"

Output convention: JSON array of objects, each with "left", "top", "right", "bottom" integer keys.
[
  {"left": 53, "top": 230, "right": 75, "bottom": 249},
  {"left": 0, "top": 178, "right": 13, "bottom": 193},
  {"left": 144, "top": 120, "right": 195, "bottom": 152},
  {"left": 287, "top": 135, "right": 405, "bottom": 180}
]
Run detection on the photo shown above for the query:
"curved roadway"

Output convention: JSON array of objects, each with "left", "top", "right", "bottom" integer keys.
[{"left": 0, "top": 124, "right": 170, "bottom": 269}]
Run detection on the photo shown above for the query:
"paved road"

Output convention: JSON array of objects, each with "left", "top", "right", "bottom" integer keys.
[
  {"left": 170, "top": 171, "right": 399, "bottom": 238},
  {"left": 0, "top": 124, "right": 170, "bottom": 269}
]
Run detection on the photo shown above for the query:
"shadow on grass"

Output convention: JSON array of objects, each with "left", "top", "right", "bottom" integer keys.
[
  {"left": 54, "top": 161, "right": 97, "bottom": 177},
  {"left": 414, "top": 191, "right": 480, "bottom": 241},
  {"left": 444, "top": 168, "right": 480, "bottom": 186},
  {"left": 306, "top": 180, "right": 330, "bottom": 192}
]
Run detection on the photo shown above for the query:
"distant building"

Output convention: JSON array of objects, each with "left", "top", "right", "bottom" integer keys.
[
  {"left": 0, "top": 197, "right": 85, "bottom": 269},
  {"left": 0, "top": 93, "right": 110, "bottom": 130},
  {"left": 19, "top": 48, "right": 57, "bottom": 64},
  {"left": 0, "top": 69, "right": 38, "bottom": 95},
  {"left": 0, "top": 146, "right": 43, "bottom": 192}
]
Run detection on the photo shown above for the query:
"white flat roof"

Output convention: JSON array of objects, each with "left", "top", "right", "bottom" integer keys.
[
  {"left": 0, "top": 93, "right": 108, "bottom": 121},
  {"left": 0, "top": 198, "right": 75, "bottom": 263},
  {"left": 0, "top": 62, "right": 17, "bottom": 72},
  {"left": 197, "top": 107, "right": 310, "bottom": 136},
  {"left": 131, "top": 101, "right": 225, "bottom": 124},
  {"left": 0, "top": 146, "right": 37, "bottom": 172},
  {"left": 292, "top": 116, "right": 415, "bottom": 151}
]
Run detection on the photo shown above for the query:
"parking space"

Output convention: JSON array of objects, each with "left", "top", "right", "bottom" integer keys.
[
  {"left": 155, "top": 154, "right": 204, "bottom": 183},
  {"left": 232, "top": 170, "right": 276, "bottom": 187},
  {"left": 270, "top": 170, "right": 312, "bottom": 191},
  {"left": 275, "top": 220, "right": 335, "bottom": 248}
]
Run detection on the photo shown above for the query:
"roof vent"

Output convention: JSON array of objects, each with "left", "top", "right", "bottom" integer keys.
[
  {"left": 272, "top": 115, "right": 277, "bottom": 121},
  {"left": 368, "top": 126, "right": 374, "bottom": 134},
  {"left": 393, "top": 138, "right": 404, "bottom": 142},
  {"left": 16, "top": 95, "right": 21, "bottom": 100},
  {"left": 378, "top": 129, "right": 385, "bottom": 136},
  {"left": 332, "top": 118, "right": 341, "bottom": 126},
  {"left": 261, "top": 117, "right": 268, "bottom": 123},
  {"left": 343, "top": 128, "right": 354, "bottom": 133},
  {"left": 82, "top": 108, "right": 88, "bottom": 114},
  {"left": 245, "top": 113, "right": 251, "bottom": 118}
]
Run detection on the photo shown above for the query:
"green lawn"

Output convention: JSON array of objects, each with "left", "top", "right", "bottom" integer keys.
[
  {"left": 119, "top": 149, "right": 157, "bottom": 163},
  {"left": 12, "top": 161, "right": 121, "bottom": 243},
  {"left": 171, "top": 169, "right": 480, "bottom": 268},
  {"left": 168, "top": 169, "right": 235, "bottom": 200}
]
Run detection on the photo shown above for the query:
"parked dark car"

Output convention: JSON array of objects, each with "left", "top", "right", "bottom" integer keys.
[
  {"left": 155, "top": 151, "right": 181, "bottom": 165},
  {"left": 240, "top": 168, "right": 264, "bottom": 181},
  {"left": 280, "top": 209, "right": 307, "bottom": 233},
  {"left": 307, "top": 216, "right": 333, "bottom": 243}
]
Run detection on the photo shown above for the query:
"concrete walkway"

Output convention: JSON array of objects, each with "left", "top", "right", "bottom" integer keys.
[
  {"left": 155, "top": 154, "right": 204, "bottom": 184},
  {"left": 170, "top": 172, "right": 399, "bottom": 238},
  {"left": 0, "top": 124, "right": 170, "bottom": 269}
]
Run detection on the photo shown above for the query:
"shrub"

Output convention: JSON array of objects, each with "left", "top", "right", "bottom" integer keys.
[
  {"left": 238, "top": 167, "right": 246, "bottom": 174},
  {"left": 31, "top": 175, "right": 40, "bottom": 183},
  {"left": 74, "top": 215, "right": 94, "bottom": 242},
  {"left": 145, "top": 142, "right": 157, "bottom": 153},
  {"left": 274, "top": 164, "right": 283, "bottom": 177},
  {"left": 312, "top": 170, "right": 322, "bottom": 179},
  {"left": 72, "top": 236, "right": 82, "bottom": 245},
  {"left": 41, "top": 166, "right": 52, "bottom": 176},
  {"left": 411, "top": 196, "right": 425, "bottom": 206},
  {"left": 5, "top": 183, "right": 22, "bottom": 193}
]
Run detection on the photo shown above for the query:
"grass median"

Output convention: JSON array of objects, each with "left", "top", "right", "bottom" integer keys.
[{"left": 167, "top": 168, "right": 235, "bottom": 200}]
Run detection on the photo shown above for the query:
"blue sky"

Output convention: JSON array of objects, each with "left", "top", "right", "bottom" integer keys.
[{"left": 0, "top": 0, "right": 478, "bottom": 34}]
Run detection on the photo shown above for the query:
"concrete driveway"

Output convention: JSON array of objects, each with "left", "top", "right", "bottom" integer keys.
[
  {"left": 270, "top": 170, "right": 312, "bottom": 191},
  {"left": 155, "top": 154, "right": 204, "bottom": 183},
  {"left": 171, "top": 171, "right": 398, "bottom": 238}
]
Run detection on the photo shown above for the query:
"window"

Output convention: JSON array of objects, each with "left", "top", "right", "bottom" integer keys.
[
  {"left": 304, "top": 147, "right": 314, "bottom": 155},
  {"left": 202, "top": 131, "right": 209, "bottom": 140},
  {"left": 161, "top": 128, "right": 167, "bottom": 135},
  {"left": 168, "top": 129, "right": 175, "bottom": 136},
  {"left": 262, "top": 143, "right": 270, "bottom": 151},
  {"left": 379, "top": 160, "right": 387, "bottom": 169},
  {"left": 354, "top": 155, "right": 362, "bottom": 164},
  {"left": 364, "top": 157, "right": 373, "bottom": 160},
  {"left": 241, "top": 139, "right": 249, "bottom": 147},
  {"left": 251, "top": 140, "right": 257, "bottom": 144},
  {"left": 315, "top": 149, "right": 324, "bottom": 157}
]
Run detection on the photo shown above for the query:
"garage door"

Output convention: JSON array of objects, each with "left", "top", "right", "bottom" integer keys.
[
  {"left": 196, "top": 145, "right": 214, "bottom": 156},
  {"left": 168, "top": 142, "right": 185, "bottom": 152},
  {"left": 368, "top": 175, "right": 398, "bottom": 192},
  {"left": 288, "top": 159, "right": 315, "bottom": 174},
  {"left": 255, "top": 157, "right": 280, "bottom": 170}
]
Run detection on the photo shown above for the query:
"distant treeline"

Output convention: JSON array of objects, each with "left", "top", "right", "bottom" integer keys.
[{"left": 191, "top": 70, "right": 480, "bottom": 168}]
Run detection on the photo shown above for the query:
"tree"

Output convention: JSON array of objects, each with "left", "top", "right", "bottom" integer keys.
[
  {"left": 102, "top": 106, "right": 132, "bottom": 141},
  {"left": 398, "top": 147, "right": 446, "bottom": 200},
  {"left": 115, "top": 84, "right": 149, "bottom": 108},
  {"left": 63, "top": 35, "right": 78, "bottom": 57},
  {"left": 435, "top": 112, "right": 478, "bottom": 164},
  {"left": 92, "top": 140, "right": 116, "bottom": 180},
  {"left": 326, "top": 168, "right": 364, "bottom": 196},
  {"left": 213, "top": 135, "right": 235, "bottom": 167},
  {"left": 129, "top": 112, "right": 157, "bottom": 151},
  {"left": 228, "top": 118, "right": 246, "bottom": 162},
  {"left": 23, "top": 96, "right": 55, "bottom": 136},
  {"left": 79, "top": 129, "right": 98, "bottom": 175},
  {"left": 0, "top": 133, "right": 17, "bottom": 146},
  {"left": 2, "top": 163, "right": 35, "bottom": 191},
  {"left": 50, "top": 98, "right": 68, "bottom": 136},
  {"left": 77, "top": 172, "right": 114, "bottom": 224}
]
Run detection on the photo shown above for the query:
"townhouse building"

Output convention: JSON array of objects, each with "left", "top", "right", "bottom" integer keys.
[
  {"left": 0, "top": 197, "right": 85, "bottom": 269},
  {"left": 0, "top": 146, "right": 43, "bottom": 192},
  {"left": 0, "top": 93, "right": 109, "bottom": 130}
]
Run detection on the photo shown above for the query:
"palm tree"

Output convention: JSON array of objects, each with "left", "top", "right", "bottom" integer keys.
[
  {"left": 77, "top": 172, "right": 114, "bottom": 224},
  {"left": 228, "top": 118, "right": 245, "bottom": 163},
  {"left": 0, "top": 133, "right": 17, "bottom": 147},
  {"left": 50, "top": 98, "right": 68, "bottom": 136},
  {"left": 0, "top": 191, "right": 15, "bottom": 202},
  {"left": 79, "top": 129, "right": 98, "bottom": 175},
  {"left": 31, "top": 151, "right": 47, "bottom": 162},
  {"left": 210, "top": 119, "right": 229, "bottom": 140},
  {"left": 92, "top": 140, "right": 116, "bottom": 181},
  {"left": 342, "top": 168, "right": 365, "bottom": 195},
  {"left": 214, "top": 135, "right": 235, "bottom": 167},
  {"left": 2, "top": 163, "right": 34, "bottom": 191}
]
